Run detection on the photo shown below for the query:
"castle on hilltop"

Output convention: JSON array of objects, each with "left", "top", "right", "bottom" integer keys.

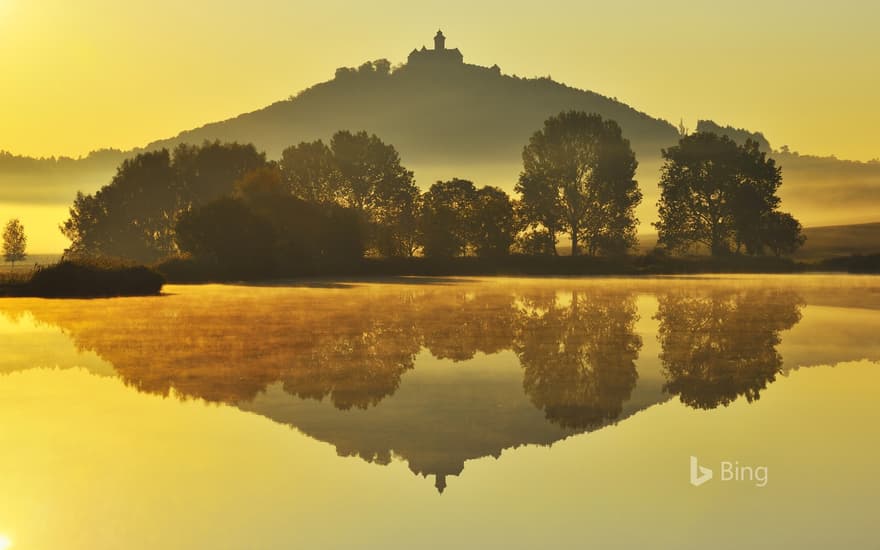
[{"left": 407, "top": 30, "right": 464, "bottom": 66}]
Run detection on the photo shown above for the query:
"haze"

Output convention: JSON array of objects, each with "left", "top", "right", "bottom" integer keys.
[
  {"left": 2, "top": 0, "right": 880, "bottom": 253},
  {"left": 2, "top": 0, "right": 878, "bottom": 161}
]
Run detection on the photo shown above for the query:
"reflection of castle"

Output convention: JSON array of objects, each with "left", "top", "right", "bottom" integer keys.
[
  {"left": 408, "top": 30, "right": 464, "bottom": 66},
  {"left": 4, "top": 282, "right": 830, "bottom": 494}
]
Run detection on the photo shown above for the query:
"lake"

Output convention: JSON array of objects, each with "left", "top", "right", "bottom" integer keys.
[{"left": 1, "top": 275, "right": 878, "bottom": 549}]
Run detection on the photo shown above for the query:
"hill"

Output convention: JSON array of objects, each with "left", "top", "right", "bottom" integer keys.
[
  {"left": 636, "top": 221, "right": 880, "bottom": 260},
  {"left": 1, "top": 34, "right": 878, "bottom": 252}
]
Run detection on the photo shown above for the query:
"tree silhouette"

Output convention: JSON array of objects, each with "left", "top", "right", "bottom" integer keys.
[
  {"left": 233, "top": 165, "right": 286, "bottom": 202},
  {"left": 472, "top": 186, "right": 517, "bottom": 258},
  {"left": 175, "top": 197, "right": 276, "bottom": 276},
  {"left": 655, "top": 288, "right": 804, "bottom": 409},
  {"left": 762, "top": 211, "right": 806, "bottom": 257},
  {"left": 517, "top": 111, "right": 641, "bottom": 256},
  {"left": 173, "top": 141, "right": 267, "bottom": 205},
  {"left": 234, "top": 167, "right": 365, "bottom": 269},
  {"left": 655, "top": 133, "right": 804, "bottom": 256},
  {"left": 61, "top": 150, "right": 182, "bottom": 262},
  {"left": 279, "top": 140, "right": 339, "bottom": 204},
  {"left": 280, "top": 131, "right": 421, "bottom": 257},
  {"left": 60, "top": 142, "right": 267, "bottom": 262},
  {"left": 418, "top": 179, "right": 477, "bottom": 258},
  {"left": 3, "top": 218, "right": 27, "bottom": 269}
]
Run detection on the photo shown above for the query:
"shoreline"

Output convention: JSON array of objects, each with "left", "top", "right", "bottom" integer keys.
[{"left": 2, "top": 254, "right": 876, "bottom": 298}]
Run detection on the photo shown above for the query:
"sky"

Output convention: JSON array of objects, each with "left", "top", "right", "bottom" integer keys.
[
  {"left": 1, "top": 0, "right": 879, "bottom": 252},
  {"left": 1, "top": 0, "right": 879, "bottom": 162}
]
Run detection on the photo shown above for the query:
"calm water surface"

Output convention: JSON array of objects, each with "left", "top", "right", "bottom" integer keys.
[{"left": 1, "top": 275, "right": 878, "bottom": 549}]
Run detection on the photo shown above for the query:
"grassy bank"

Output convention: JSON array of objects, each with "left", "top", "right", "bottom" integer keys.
[
  {"left": 0, "top": 259, "right": 165, "bottom": 297},
  {"left": 2, "top": 253, "right": 874, "bottom": 296},
  {"left": 635, "top": 222, "right": 880, "bottom": 261}
]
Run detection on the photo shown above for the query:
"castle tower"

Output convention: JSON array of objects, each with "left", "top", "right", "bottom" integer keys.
[
  {"left": 434, "top": 30, "right": 446, "bottom": 51},
  {"left": 407, "top": 30, "right": 463, "bottom": 66}
]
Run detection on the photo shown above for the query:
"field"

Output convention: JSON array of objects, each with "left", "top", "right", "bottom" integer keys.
[{"left": 632, "top": 222, "right": 880, "bottom": 261}]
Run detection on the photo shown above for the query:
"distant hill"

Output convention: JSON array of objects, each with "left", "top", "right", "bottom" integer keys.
[
  {"left": 791, "top": 222, "right": 880, "bottom": 260},
  {"left": 636, "top": 221, "right": 880, "bottom": 259},
  {"left": 2, "top": 35, "right": 879, "bottom": 251}
]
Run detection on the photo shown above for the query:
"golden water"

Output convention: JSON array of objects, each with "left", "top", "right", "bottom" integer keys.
[{"left": 1, "top": 275, "right": 878, "bottom": 548}]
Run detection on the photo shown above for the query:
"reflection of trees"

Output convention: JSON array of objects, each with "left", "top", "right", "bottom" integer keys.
[
  {"left": 2, "top": 286, "right": 524, "bottom": 410},
  {"left": 279, "top": 311, "right": 420, "bottom": 410},
  {"left": 4, "top": 282, "right": 816, "bottom": 492},
  {"left": 655, "top": 289, "right": 803, "bottom": 409},
  {"left": 3, "top": 290, "right": 421, "bottom": 408},
  {"left": 417, "top": 289, "right": 519, "bottom": 362},
  {"left": 3, "top": 285, "right": 644, "bottom": 428},
  {"left": 514, "top": 290, "right": 642, "bottom": 428}
]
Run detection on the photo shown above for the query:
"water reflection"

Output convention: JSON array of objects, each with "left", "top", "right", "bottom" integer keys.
[
  {"left": 515, "top": 291, "right": 641, "bottom": 428},
  {"left": 2, "top": 276, "right": 876, "bottom": 491},
  {"left": 656, "top": 288, "right": 804, "bottom": 409}
]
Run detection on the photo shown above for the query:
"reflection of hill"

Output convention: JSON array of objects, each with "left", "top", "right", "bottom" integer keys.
[
  {"left": 4, "top": 277, "right": 878, "bottom": 490},
  {"left": 0, "top": 282, "right": 661, "bottom": 490},
  {"left": 241, "top": 353, "right": 579, "bottom": 493}
]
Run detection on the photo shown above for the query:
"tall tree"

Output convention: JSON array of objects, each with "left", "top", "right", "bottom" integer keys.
[
  {"left": 233, "top": 166, "right": 365, "bottom": 267},
  {"left": 61, "top": 142, "right": 268, "bottom": 262},
  {"left": 61, "top": 150, "right": 181, "bottom": 262},
  {"left": 418, "top": 179, "right": 478, "bottom": 258},
  {"left": 175, "top": 197, "right": 277, "bottom": 276},
  {"left": 279, "top": 140, "right": 339, "bottom": 203},
  {"left": 173, "top": 141, "right": 267, "bottom": 205},
  {"left": 3, "top": 218, "right": 27, "bottom": 269},
  {"left": 761, "top": 211, "right": 805, "bottom": 257},
  {"left": 516, "top": 111, "right": 641, "bottom": 256},
  {"left": 472, "top": 186, "right": 516, "bottom": 258},
  {"left": 655, "top": 133, "right": 803, "bottom": 256},
  {"left": 329, "top": 131, "right": 419, "bottom": 256}
]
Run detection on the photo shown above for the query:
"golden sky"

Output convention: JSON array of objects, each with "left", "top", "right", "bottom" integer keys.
[{"left": 1, "top": 0, "right": 879, "bottom": 161}]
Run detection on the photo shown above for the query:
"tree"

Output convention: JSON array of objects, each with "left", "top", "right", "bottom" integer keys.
[
  {"left": 655, "top": 133, "right": 803, "bottom": 256},
  {"left": 3, "top": 218, "right": 27, "bottom": 269},
  {"left": 762, "top": 211, "right": 805, "bottom": 257},
  {"left": 233, "top": 165, "right": 286, "bottom": 203},
  {"left": 472, "top": 186, "right": 516, "bottom": 257},
  {"left": 515, "top": 173, "right": 561, "bottom": 254},
  {"left": 61, "top": 142, "right": 268, "bottom": 262},
  {"left": 175, "top": 197, "right": 276, "bottom": 277},
  {"left": 233, "top": 166, "right": 365, "bottom": 269},
  {"left": 516, "top": 111, "right": 641, "bottom": 256},
  {"left": 60, "top": 191, "right": 105, "bottom": 258},
  {"left": 279, "top": 140, "right": 339, "bottom": 203},
  {"left": 61, "top": 150, "right": 181, "bottom": 262},
  {"left": 329, "top": 131, "right": 419, "bottom": 256},
  {"left": 418, "top": 179, "right": 477, "bottom": 258},
  {"left": 173, "top": 141, "right": 267, "bottom": 205}
]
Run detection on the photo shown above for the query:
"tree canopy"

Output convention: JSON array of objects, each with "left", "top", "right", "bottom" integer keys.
[
  {"left": 3, "top": 218, "right": 27, "bottom": 268},
  {"left": 176, "top": 166, "right": 364, "bottom": 278},
  {"left": 61, "top": 142, "right": 267, "bottom": 263},
  {"left": 655, "top": 132, "right": 804, "bottom": 256},
  {"left": 516, "top": 111, "right": 641, "bottom": 256},
  {"left": 280, "top": 131, "right": 420, "bottom": 257},
  {"left": 418, "top": 179, "right": 517, "bottom": 259}
]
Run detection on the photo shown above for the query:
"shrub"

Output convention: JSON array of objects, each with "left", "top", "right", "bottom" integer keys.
[{"left": 26, "top": 259, "right": 164, "bottom": 297}]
